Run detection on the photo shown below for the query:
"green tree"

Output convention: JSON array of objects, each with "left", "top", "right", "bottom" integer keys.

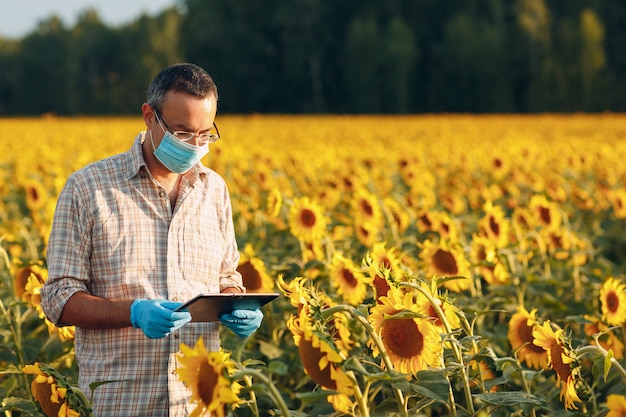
[
  {"left": 435, "top": 12, "right": 512, "bottom": 112},
  {"left": 382, "top": 17, "right": 418, "bottom": 114},
  {"left": 342, "top": 15, "right": 382, "bottom": 113},
  {"left": 579, "top": 8, "right": 606, "bottom": 110}
]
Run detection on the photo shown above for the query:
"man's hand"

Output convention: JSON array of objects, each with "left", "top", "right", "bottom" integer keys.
[
  {"left": 219, "top": 309, "right": 263, "bottom": 338},
  {"left": 130, "top": 299, "right": 191, "bottom": 338}
]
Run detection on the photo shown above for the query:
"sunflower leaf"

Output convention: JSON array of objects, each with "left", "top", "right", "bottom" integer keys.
[
  {"left": 0, "top": 397, "right": 39, "bottom": 415},
  {"left": 603, "top": 349, "right": 613, "bottom": 381},
  {"left": 401, "top": 370, "right": 450, "bottom": 403},
  {"left": 473, "top": 391, "right": 548, "bottom": 407}
]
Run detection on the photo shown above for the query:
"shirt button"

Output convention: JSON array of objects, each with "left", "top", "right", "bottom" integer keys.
[
  {"left": 174, "top": 334, "right": 180, "bottom": 339},
  {"left": 158, "top": 191, "right": 165, "bottom": 197}
]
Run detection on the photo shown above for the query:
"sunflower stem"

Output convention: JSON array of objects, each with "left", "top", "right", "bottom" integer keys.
[
  {"left": 232, "top": 368, "right": 292, "bottom": 417},
  {"left": 241, "top": 374, "right": 260, "bottom": 417},
  {"left": 399, "top": 281, "right": 475, "bottom": 416},
  {"left": 577, "top": 345, "right": 626, "bottom": 382},
  {"left": 321, "top": 304, "right": 409, "bottom": 417}
]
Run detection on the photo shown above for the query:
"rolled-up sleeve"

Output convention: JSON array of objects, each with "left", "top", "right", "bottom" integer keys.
[{"left": 41, "top": 176, "right": 92, "bottom": 325}]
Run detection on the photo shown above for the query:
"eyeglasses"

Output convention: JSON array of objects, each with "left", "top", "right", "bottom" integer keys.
[{"left": 154, "top": 109, "right": 220, "bottom": 146}]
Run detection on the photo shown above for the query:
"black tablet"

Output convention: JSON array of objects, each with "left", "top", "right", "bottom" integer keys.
[{"left": 175, "top": 293, "right": 280, "bottom": 322}]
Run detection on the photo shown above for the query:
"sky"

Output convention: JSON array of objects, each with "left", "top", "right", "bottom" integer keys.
[{"left": 0, "top": 0, "right": 179, "bottom": 38}]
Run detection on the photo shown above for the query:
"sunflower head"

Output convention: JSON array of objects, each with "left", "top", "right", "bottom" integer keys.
[
  {"left": 507, "top": 307, "right": 549, "bottom": 370},
  {"left": 288, "top": 197, "right": 328, "bottom": 242},
  {"left": 418, "top": 239, "right": 471, "bottom": 292},
  {"left": 22, "top": 362, "right": 89, "bottom": 417},
  {"left": 600, "top": 277, "right": 626, "bottom": 326},
  {"left": 532, "top": 321, "right": 582, "bottom": 410},
  {"left": 368, "top": 287, "right": 442, "bottom": 375},
  {"left": 177, "top": 338, "right": 242, "bottom": 417},
  {"left": 237, "top": 244, "right": 274, "bottom": 293},
  {"left": 362, "top": 243, "right": 404, "bottom": 301},
  {"left": 330, "top": 252, "right": 367, "bottom": 306},
  {"left": 606, "top": 394, "right": 626, "bottom": 417}
]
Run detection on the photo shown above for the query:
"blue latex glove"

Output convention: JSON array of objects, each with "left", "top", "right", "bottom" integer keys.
[
  {"left": 219, "top": 309, "right": 263, "bottom": 338},
  {"left": 130, "top": 299, "right": 191, "bottom": 339}
]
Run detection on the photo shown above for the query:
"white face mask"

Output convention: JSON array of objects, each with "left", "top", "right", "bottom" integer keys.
[{"left": 149, "top": 129, "right": 209, "bottom": 173}]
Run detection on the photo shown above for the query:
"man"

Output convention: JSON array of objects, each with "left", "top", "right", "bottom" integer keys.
[{"left": 40, "top": 63, "right": 263, "bottom": 416}]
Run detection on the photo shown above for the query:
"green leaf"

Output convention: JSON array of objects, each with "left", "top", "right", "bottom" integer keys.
[
  {"left": 258, "top": 339, "right": 284, "bottom": 359},
  {"left": 406, "top": 370, "right": 450, "bottom": 403},
  {"left": 0, "top": 397, "right": 40, "bottom": 415},
  {"left": 604, "top": 349, "right": 614, "bottom": 381},
  {"left": 473, "top": 391, "right": 548, "bottom": 407},
  {"left": 268, "top": 359, "right": 289, "bottom": 375}
]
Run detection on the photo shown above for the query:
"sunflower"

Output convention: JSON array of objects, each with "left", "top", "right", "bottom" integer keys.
[
  {"left": 351, "top": 189, "right": 384, "bottom": 228},
  {"left": 415, "top": 210, "right": 459, "bottom": 241},
  {"left": 418, "top": 239, "right": 471, "bottom": 292},
  {"left": 177, "top": 337, "right": 243, "bottom": 417},
  {"left": 14, "top": 263, "right": 47, "bottom": 304},
  {"left": 414, "top": 282, "right": 461, "bottom": 332},
  {"left": 362, "top": 243, "right": 403, "bottom": 301},
  {"left": 529, "top": 194, "right": 562, "bottom": 231},
  {"left": 477, "top": 201, "right": 511, "bottom": 248},
  {"left": 469, "top": 356, "right": 501, "bottom": 393},
  {"left": 329, "top": 252, "right": 367, "bottom": 306},
  {"left": 287, "top": 306, "right": 356, "bottom": 414},
  {"left": 22, "top": 362, "right": 87, "bottom": 417},
  {"left": 607, "top": 394, "right": 626, "bottom": 417},
  {"left": 265, "top": 187, "right": 285, "bottom": 227},
  {"left": 600, "top": 277, "right": 626, "bottom": 326},
  {"left": 532, "top": 321, "right": 582, "bottom": 410},
  {"left": 470, "top": 235, "right": 510, "bottom": 286},
  {"left": 583, "top": 315, "right": 624, "bottom": 359},
  {"left": 354, "top": 220, "right": 379, "bottom": 248},
  {"left": 382, "top": 197, "right": 411, "bottom": 235},
  {"left": 507, "top": 307, "right": 548, "bottom": 370},
  {"left": 237, "top": 243, "right": 274, "bottom": 293},
  {"left": 288, "top": 196, "right": 328, "bottom": 242},
  {"left": 369, "top": 287, "right": 442, "bottom": 375},
  {"left": 22, "top": 178, "right": 49, "bottom": 213},
  {"left": 608, "top": 187, "right": 626, "bottom": 219},
  {"left": 277, "top": 275, "right": 312, "bottom": 310}
]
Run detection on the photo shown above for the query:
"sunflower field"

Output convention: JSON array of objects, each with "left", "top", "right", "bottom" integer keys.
[{"left": 2, "top": 114, "right": 626, "bottom": 417}]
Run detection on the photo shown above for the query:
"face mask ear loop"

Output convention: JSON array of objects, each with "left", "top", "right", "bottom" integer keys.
[{"left": 149, "top": 130, "right": 157, "bottom": 152}]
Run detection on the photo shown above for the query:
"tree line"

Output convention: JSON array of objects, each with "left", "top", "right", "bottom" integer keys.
[{"left": 1, "top": 0, "right": 624, "bottom": 115}]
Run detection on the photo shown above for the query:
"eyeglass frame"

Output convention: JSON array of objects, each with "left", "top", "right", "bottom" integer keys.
[{"left": 153, "top": 108, "right": 220, "bottom": 146}]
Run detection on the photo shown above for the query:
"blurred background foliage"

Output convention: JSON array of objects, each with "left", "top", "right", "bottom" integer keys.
[{"left": 0, "top": 0, "right": 624, "bottom": 115}]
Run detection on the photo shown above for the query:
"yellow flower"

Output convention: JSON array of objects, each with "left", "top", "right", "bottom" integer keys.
[
  {"left": 329, "top": 252, "right": 367, "bottom": 306},
  {"left": 477, "top": 201, "right": 511, "bottom": 248},
  {"left": 607, "top": 394, "right": 626, "bottom": 417},
  {"left": 177, "top": 337, "right": 242, "bottom": 417},
  {"left": 507, "top": 307, "right": 548, "bottom": 370},
  {"left": 369, "top": 287, "right": 442, "bottom": 375},
  {"left": 532, "top": 321, "right": 582, "bottom": 410},
  {"left": 583, "top": 315, "right": 624, "bottom": 359},
  {"left": 351, "top": 189, "right": 384, "bottom": 228},
  {"left": 237, "top": 243, "right": 274, "bottom": 293},
  {"left": 414, "top": 282, "right": 461, "bottom": 332},
  {"left": 22, "top": 363, "right": 86, "bottom": 417},
  {"left": 418, "top": 239, "right": 471, "bottom": 292},
  {"left": 529, "top": 194, "right": 562, "bottom": 231},
  {"left": 287, "top": 305, "right": 356, "bottom": 414},
  {"left": 600, "top": 277, "right": 626, "bottom": 326},
  {"left": 382, "top": 197, "right": 411, "bottom": 234},
  {"left": 470, "top": 235, "right": 510, "bottom": 286},
  {"left": 362, "top": 243, "right": 403, "bottom": 301},
  {"left": 288, "top": 196, "right": 328, "bottom": 242},
  {"left": 608, "top": 187, "right": 626, "bottom": 219}
]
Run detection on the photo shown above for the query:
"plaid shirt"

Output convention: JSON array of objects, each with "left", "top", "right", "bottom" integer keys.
[{"left": 41, "top": 133, "right": 244, "bottom": 417}]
